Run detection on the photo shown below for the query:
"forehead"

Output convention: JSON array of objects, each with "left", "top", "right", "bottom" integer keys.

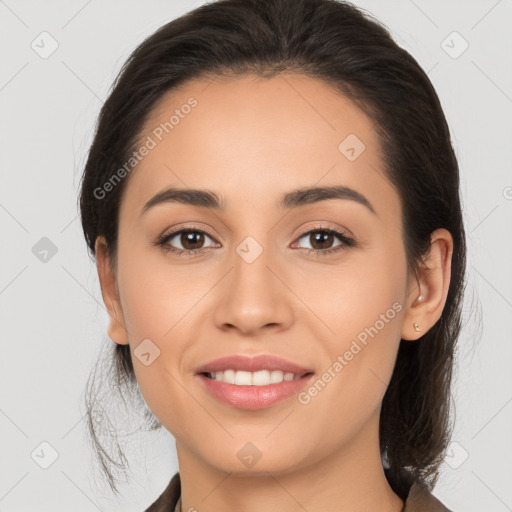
[{"left": 121, "top": 72, "right": 395, "bottom": 218}]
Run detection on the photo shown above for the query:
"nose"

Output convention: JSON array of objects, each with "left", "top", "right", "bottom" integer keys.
[{"left": 213, "top": 243, "right": 294, "bottom": 336}]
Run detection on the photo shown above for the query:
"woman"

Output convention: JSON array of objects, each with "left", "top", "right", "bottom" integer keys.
[{"left": 79, "top": 0, "right": 465, "bottom": 510}]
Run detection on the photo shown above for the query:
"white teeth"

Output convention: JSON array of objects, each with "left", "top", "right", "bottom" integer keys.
[
  {"left": 222, "top": 369, "right": 235, "bottom": 384},
  {"left": 270, "top": 370, "right": 285, "bottom": 384},
  {"left": 208, "top": 369, "right": 301, "bottom": 385},
  {"left": 234, "top": 370, "right": 252, "bottom": 385},
  {"left": 252, "top": 370, "right": 270, "bottom": 386}
]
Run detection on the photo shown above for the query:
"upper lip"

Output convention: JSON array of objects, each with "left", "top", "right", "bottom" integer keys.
[{"left": 195, "top": 355, "right": 315, "bottom": 376}]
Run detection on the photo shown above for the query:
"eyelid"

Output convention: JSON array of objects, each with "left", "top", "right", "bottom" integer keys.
[
  {"left": 159, "top": 223, "right": 219, "bottom": 241},
  {"left": 293, "top": 222, "right": 353, "bottom": 240}
]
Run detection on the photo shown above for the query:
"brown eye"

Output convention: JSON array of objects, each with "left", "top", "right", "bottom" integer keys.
[
  {"left": 308, "top": 231, "right": 336, "bottom": 250},
  {"left": 297, "top": 229, "right": 344, "bottom": 251},
  {"left": 157, "top": 228, "right": 218, "bottom": 255},
  {"left": 178, "top": 230, "right": 206, "bottom": 250},
  {"left": 293, "top": 226, "right": 355, "bottom": 257}
]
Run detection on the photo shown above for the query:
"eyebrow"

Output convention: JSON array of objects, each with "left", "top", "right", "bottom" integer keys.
[{"left": 140, "top": 185, "right": 376, "bottom": 216}]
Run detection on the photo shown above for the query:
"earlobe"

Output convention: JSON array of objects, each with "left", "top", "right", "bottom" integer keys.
[
  {"left": 94, "top": 236, "right": 129, "bottom": 346},
  {"left": 401, "top": 228, "right": 453, "bottom": 341}
]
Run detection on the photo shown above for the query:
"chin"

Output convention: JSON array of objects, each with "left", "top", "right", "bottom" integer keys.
[{"left": 199, "top": 443, "right": 311, "bottom": 477}]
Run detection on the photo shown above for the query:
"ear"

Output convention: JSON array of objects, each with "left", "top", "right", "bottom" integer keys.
[
  {"left": 401, "top": 228, "right": 453, "bottom": 341},
  {"left": 95, "top": 236, "right": 129, "bottom": 345}
]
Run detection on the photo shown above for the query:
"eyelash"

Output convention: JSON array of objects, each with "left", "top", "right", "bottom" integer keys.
[{"left": 154, "top": 224, "right": 355, "bottom": 258}]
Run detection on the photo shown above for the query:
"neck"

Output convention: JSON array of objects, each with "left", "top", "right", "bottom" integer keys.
[{"left": 175, "top": 412, "right": 404, "bottom": 512}]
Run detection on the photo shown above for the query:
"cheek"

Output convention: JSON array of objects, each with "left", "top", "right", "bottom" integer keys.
[
  {"left": 294, "top": 240, "right": 407, "bottom": 345},
  {"left": 115, "top": 243, "right": 224, "bottom": 434},
  {"left": 293, "top": 242, "right": 407, "bottom": 410},
  {"left": 293, "top": 289, "right": 405, "bottom": 453},
  {"left": 116, "top": 235, "right": 210, "bottom": 341},
  {"left": 131, "top": 359, "right": 200, "bottom": 445}
]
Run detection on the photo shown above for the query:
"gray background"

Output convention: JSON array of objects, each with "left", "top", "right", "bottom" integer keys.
[{"left": 0, "top": 0, "right": 511, "bottom": 510}]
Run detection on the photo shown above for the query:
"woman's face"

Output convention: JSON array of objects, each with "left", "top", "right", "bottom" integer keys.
[{"left": 99, "top": 73, "right": 419, "bottom": 475}]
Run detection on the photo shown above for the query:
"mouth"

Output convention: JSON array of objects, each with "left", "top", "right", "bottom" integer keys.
[
  {"left": 194, "top": 354, "right": 316, "bottom": 410},
  {"left": 201, "top": 369, "right": 314, "bottom": 385},
  {"left": 196, "top": 369, "right": 315, "bottom": 410}
]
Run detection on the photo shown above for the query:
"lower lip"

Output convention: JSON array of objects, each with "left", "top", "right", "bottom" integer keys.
[{"left": 197, "top": 373, "right": 314, "bottom": 410}]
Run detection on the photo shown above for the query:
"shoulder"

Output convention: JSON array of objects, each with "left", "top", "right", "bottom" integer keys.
[
  {"left": 404, "top": 481, "right": 454, "bottom": 512},
  {"left": 144, "top": 471, "right": 181, "bottom": 512}
]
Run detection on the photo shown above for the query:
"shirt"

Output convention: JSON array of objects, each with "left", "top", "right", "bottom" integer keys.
[{"left": 144, "top": 472, "right": 453, "bottom": 511}]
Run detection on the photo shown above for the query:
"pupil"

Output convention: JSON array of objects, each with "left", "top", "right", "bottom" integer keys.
[
  {"left": 181, "top": 231, "right": 204, "bottom": 250},
  {"left": 312, "top": 232, "right": 332, "bottom": 249}
]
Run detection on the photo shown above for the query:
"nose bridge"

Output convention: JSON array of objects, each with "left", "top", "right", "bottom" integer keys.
[
  {"left": 233, "top": 234, "right": 273, "bottom": 291},
  {"left": 213, "top": 232, "right": 293, "bottom": 334}
]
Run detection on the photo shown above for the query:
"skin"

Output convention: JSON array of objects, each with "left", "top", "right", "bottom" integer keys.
[{"left": 95, "top": 73, "right": 453, "bottom": 512}]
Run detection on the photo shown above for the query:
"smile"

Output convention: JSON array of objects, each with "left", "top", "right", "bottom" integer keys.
[
  {"left": 204, "top": 369, "right": 305, "bottom": 385},
  {"left": 197, "top": 372, "right": 315, "bottom": 410}
]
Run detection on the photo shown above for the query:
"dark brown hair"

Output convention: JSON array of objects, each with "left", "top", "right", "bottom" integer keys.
[{"left": 79, "top": 0, "right": 466, "bottom": 499}]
